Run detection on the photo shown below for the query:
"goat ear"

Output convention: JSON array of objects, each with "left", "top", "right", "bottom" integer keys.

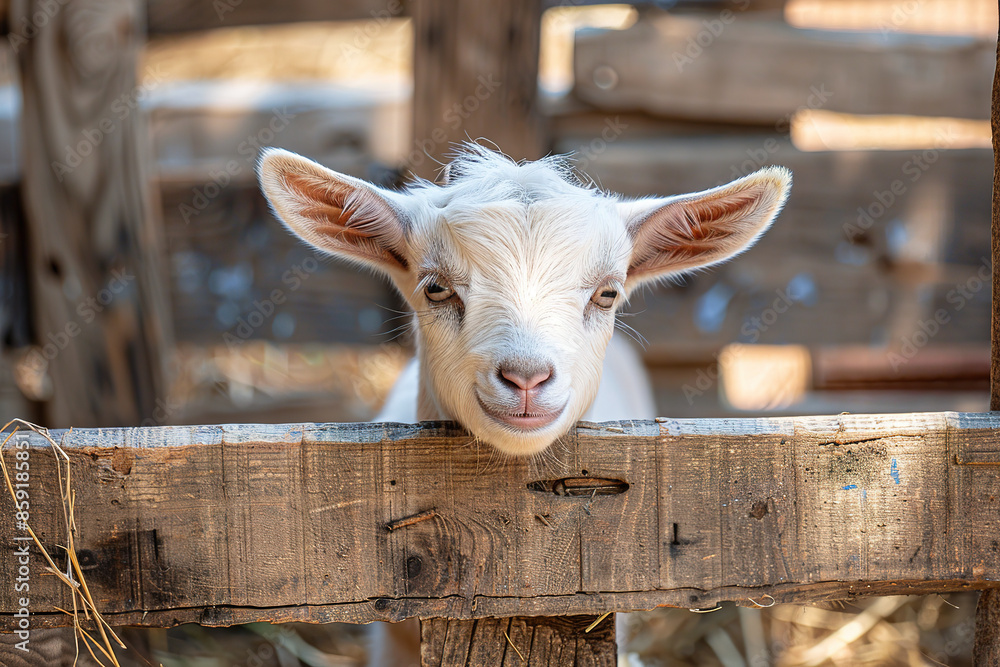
[
  {"left": 258, "top": 148, "right": 411, "bottom": 275},
  {"left": 621, "top": 167, "right": 791, "bottom": 288}
]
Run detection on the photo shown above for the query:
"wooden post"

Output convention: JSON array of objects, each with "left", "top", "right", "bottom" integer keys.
[
  {"left": 3, "top": 415, "right": 1000, "bottom": 625},
  {"left": 411, "top": 4, "right": 564, "bottom": 662},
  {"left": 410, "top": 0, "right": 545, "bottom": 180},
  {"left": 978, "top": 11, "right": 1000, "bottom": 665},
  {"left": 11, "top": 0, "right": 173, "bottom": 428},
  {"left": 420, "top": 616, "right": 615, "bottom": 666}
]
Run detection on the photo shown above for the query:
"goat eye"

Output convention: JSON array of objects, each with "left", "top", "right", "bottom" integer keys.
[
  {"left": 424, "top": 280, "right": 455, "bottom": 303},
  {"left": 590, "top": 286, "right": 618, "bottom": 310}
]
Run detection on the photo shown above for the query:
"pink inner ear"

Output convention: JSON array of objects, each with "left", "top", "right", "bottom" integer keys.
[
  {"left": 282, "top": 171, "right": 410, "bottom": 271},
  {"left": 685, "top": 190, "right": 763, "bottom": 231},
  {"left": 629, "top": 184, "right": 769, "bottom": 280},
  {"left": 284, "top": 172, "right": 352, "bottom": 226}
]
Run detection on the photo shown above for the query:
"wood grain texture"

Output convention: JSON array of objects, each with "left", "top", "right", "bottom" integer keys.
[
  {"left": 574, "top": 11, "right": 994, "bottom": 124},
  {"left": 0, "top": 413, "right": 998, "bottom": 629},
  {"left": 12, "top": 0, "right": 173, "bottom": 428},
  {"left": 411, "top": 0, "right": 544, "bottom": 179},
  {"left": 420, "top": 616, "right": 615, "bottom": 667}
]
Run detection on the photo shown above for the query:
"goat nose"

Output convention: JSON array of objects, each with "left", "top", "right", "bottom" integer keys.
[{"left": 499, "top": 365, "right": 552, "bottom": 392}]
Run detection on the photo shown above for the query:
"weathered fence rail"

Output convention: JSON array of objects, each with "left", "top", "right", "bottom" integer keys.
[{"left": 1, "top": 412, "right": 998, "bottom": 631}]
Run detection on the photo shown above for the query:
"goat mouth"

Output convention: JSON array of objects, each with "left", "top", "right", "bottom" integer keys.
[{"left": 476, "top": 394, "right": 565, "bottom": 431}]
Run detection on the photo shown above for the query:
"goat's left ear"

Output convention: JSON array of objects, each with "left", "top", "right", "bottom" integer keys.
[{"left": 620, "top": 166, "right": 791, "bottom": 289}]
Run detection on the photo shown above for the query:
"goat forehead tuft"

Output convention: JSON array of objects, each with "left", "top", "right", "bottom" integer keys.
[
  {"left": 402, "top": 145, "right": 630, "bottom": 279},
  {"left": 408, "top": 143, "right": 603, "bottom": 209}
]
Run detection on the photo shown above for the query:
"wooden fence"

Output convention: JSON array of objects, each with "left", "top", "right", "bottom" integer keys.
[
  {"left": 1, "top": 413, "right": 1000, "bottom": 663},
  {"left": 1, "top": 0, "right": 1000, "bottom": 664}
]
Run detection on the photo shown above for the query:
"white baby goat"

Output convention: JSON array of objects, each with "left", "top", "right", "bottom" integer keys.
[{"left": 258, "top": 145, "right": 790, "bottom": 456}]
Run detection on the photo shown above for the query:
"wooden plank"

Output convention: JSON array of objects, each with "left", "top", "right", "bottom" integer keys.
[
  {"left": 552, "top": 135, "right": 993, "bottom": 352},
  {"left": 420, "top": 616, "right": 615, "bottom": 666},
  {"left": 146, "top": 0, "right": 410, "bottom": 35},
  {"left": 148, "top": 83, "right": 403, "bottom": 346},
  {"left": 159, "top": 179, "right": 403, "bottom": 346},
  {"left": 0, "top": 413, "right": 998, "bottom": 629},
  {"left": 812, "top": 345, "right": 989, "bottom": 391},
  {"left": 574, "top": 11, "right": 994, "bottom": 124},
  {"left": 12, "top": 0, "right": 173, "bottom": 428},
  {"left": 150, "top": 81, "right": 408, "bottom": 184},
  {"left": 411, "top": 0, "right": 544, "bottom": 179}
]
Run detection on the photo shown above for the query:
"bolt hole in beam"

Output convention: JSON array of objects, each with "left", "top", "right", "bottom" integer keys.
[{"left": 526, "top": 477, "right": 629, "bottom": 496}]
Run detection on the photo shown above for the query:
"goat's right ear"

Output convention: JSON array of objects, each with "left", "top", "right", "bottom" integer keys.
[{"left": 258, "top": 148, "right": 411, "bottom": 276}]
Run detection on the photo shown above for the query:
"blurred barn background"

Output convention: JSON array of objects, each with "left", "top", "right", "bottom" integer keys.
[{"left": 0, "top": 0, "right": 995, "bottom": 664}]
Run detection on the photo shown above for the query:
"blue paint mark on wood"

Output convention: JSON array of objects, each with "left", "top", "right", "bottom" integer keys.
[
  {"left": 890, "top": 458, "right": 901, "bottom": 485},
  {"left": 842, "top": 484, "right": 858, "bottom": 490}
]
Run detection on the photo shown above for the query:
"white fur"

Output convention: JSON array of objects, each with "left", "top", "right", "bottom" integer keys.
[{"left": 258, "top": 144, "right": 791, "bottom": 456}]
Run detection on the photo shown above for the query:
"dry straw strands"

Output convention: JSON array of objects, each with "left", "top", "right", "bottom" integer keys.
[{"left": 0, "top": 419, "right": 128, "bottom": 667}]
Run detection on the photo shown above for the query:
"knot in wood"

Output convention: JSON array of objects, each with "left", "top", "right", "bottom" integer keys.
[
  {"left": 406, "top": 555, "right": 422, "bottom": 579},
  {"left": 749, "top": 500, "right": 769, "bottom": 520}
]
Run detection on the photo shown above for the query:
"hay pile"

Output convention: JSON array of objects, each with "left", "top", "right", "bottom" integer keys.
[{"left": 621, "top": 595, "right": 977, "bottom": 666}]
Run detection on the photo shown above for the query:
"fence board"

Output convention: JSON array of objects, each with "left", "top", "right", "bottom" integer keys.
[
  {"left": 574, "top": 12, "right": 995, "bottom": 124},
  {"left": 0, "top": 413, "right": 998, "bottom": 630}
]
